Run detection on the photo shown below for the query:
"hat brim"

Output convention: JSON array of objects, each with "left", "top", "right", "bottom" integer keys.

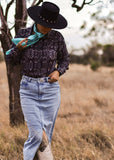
[{"left": 27, "top": 6, "right": 67, "bottom": 29}]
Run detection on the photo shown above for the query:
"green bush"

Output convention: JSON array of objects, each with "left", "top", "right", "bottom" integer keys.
[{"left": 90, "top": 59, "right": 101, "bottom": 71}]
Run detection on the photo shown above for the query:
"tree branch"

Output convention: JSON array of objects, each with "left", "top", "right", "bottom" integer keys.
[
  {"left": 0, "top": 4, "right": 12, "bottom": 41},
  {"left": 88, "top": 1, "right": 103, "bottom": 6},
  {"left": 15, "top": 0, "right": 27, "bottom": 33},
  {"left": 31, "top": 0, "right": 37, "bottom": 6},
  {"left": 0, "top": 4, "right": 5, "bottom": 25},
  {"left": 35, "top": 0, "right": 43, "bottom": 6},
  {"left": 9, "top": 24, "right": 15, "bottom": 31},
  {"left": 72, "top": 0, "right": 94, "bottom": 12},
  {"left": 5, "top": 0, "right": 14, "bottom": 21},
  {"left": 85, "top": 0, "right": 94, "bottom": 4},
  {"left": 22, "top": 0, "right": 27, "bottom": 28},
  {"left": 31, "top": 0, "right": 43, "bottom": 6},
  {"left": 72, "top": 0, "right": 85, "bottom": 12}
]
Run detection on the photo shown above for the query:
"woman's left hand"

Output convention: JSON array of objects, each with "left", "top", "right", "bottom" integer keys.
[{"left": 48, "top": 71, "right": 60, "bottom": 83}]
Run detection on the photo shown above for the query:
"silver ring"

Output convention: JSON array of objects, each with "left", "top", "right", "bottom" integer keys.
[
  {"left": 48, "top": 77, "right": 53, "bottom": 82},
  {"left": 50, "top": 78, "right": 53, "bottom": 82}
]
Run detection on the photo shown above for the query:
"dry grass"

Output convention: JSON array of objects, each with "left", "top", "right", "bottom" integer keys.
[{"left": 0, "top": 62, "right": 114, "bottom": 160}]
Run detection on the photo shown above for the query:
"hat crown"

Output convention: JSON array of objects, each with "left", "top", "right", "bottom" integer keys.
[
  {"left": 27, "top": 1, "right": 67, "bottom": 29},
  {"left": 39, "top": 2, "right": 60, "bottom": 22}
]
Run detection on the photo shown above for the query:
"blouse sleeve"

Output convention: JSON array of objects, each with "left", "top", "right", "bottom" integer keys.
[
  {"left": 56, "top": 33, "right": 69, "bottom": 76},
  {"left": 5, "top": 30, "right": 23, "bottom": 65}
]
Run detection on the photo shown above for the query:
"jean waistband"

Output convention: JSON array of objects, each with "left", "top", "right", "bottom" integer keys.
[{"left": 22, "top": 75, "right": 50, "bottom": 83}]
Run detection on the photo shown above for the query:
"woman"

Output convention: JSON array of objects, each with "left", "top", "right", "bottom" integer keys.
[{"left": 6, "top": 2, "right": 69, "bottom": 160}]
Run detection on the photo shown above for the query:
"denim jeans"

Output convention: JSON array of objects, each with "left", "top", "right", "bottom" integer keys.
[{"left": 19, "top": 75, "right": 60, "bottom": 160}]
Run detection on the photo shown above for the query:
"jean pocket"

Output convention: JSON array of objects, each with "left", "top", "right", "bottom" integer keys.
[
  {"left": 48, "top": 81, "right": 60, "bottom": 89},
  {"left": 20, "top": 79, "right": 28, "bottom": 87}
]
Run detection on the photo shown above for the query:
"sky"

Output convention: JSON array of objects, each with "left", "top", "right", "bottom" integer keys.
[
  {"left": 1, "top": 0, "right": 114, "bottom": 53},
  {"left": 29, "top": 0, "right": 114, "bottom": 51}
]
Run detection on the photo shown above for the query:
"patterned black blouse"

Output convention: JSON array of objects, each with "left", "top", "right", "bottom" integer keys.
[{"left": 5, "top": 25, "right": 69, "bottom": 78}]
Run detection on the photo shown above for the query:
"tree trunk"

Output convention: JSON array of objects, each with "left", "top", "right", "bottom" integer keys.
[
  {"left": 7, "top": 64, "right": 24, "bottom": 126},
  {"left": 0, "top": 0, "right": 43, "bottom": 126},
  {"left": 0, "top": 0, "right": 44, "bottom": 126},
  {"left": 0, "top": 29, "right": 24, "bottom": 126},
  {"left": 15, "top": 0, "right": 27, "bottom": 34},
  {"left": 0, "top": 0, "right": 27, "bottom": 126}
]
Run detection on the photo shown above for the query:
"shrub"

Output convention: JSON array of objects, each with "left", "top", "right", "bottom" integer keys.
[{"left": 90, "top": 59, "right": 101, "bottom": 71}]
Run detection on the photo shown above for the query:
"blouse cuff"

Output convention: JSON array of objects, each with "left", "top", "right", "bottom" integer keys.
[{"left": 56, "top": 67, "right": 66, "bottom": 76}]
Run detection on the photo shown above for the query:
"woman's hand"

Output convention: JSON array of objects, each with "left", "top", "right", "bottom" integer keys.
[
  {"left": 16, "top": 38, "right": 28, "bottom": 50},
  {"left": 48, "top": 70, "right": 60, "bottom": 83}
]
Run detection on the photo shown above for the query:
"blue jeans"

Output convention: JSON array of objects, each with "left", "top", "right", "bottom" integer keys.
[{"left": 19, "top": 75, "right": 60, "bottom": 160}]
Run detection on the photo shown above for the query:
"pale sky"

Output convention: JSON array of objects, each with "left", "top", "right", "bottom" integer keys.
[
  {"left": 42, "top": 0, "right": 114, "bottom": 51},
  {"left": 1, "top": 0, "right": 114, "bottom": 52},
  {"left": 30, "top": 0, "right": 114, "bottom": 50}
]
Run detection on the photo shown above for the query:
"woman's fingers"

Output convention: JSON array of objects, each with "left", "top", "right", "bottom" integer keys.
[
  {"left": 16, "top": 38, "right": 28, "bottom": 50},
  {"left": 48, "top": 71, "right": 59, "bottom": 83}
]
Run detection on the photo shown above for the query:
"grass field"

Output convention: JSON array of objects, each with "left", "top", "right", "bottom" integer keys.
[{"left": 0, "top": 62, "right": 114, "bottom": 160}]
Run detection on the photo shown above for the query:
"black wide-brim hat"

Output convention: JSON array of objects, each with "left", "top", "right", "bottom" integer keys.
[{"left": 27, "top": 1, "right": 68, "bottom": 29}]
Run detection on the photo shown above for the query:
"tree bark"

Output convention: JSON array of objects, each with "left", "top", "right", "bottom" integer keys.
[
  {"left": 9, "top": 0, "right": 27, "bottom": 125},
  {"left": 15, "top": 0, "right": 27, "bottom": 34},
  {"left": 0, "top": 0, "right": 44, "bottom": 126},
  {"left": 0, "top": 1, "right": 27, "bottom": 126}
]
